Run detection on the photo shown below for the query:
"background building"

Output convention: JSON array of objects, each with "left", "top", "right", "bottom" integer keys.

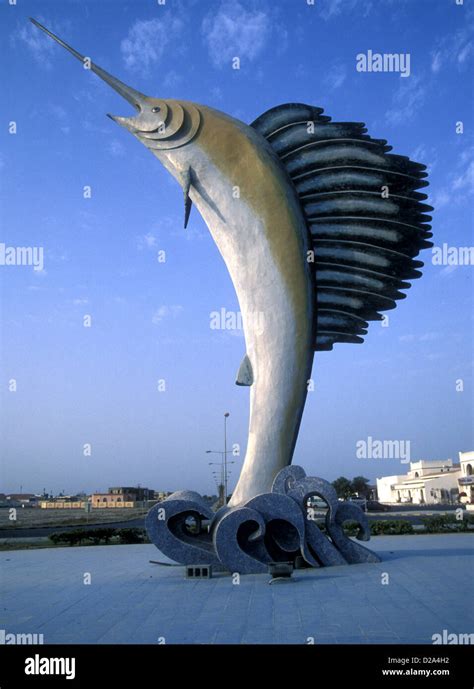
[
  {"left": 109, "top": 486, "right": 151, "bottom": 502},
  {"left": 458, "top": 451, "right": 474, "bottom": 509},
  {"left": 91, "top": 486, "right": 156, "bottom": 508},
  {"left": 34, "top": 487, "right": 170, "bottom": 509},
  {"left": 4, "top": 494, "right": 39, "bottom": 507},
  {"left": 377, "top": 459, "right": 461, "bottom": 505},
  {"left": 40, "top": 496, "right": 87, "bottom": 509}
]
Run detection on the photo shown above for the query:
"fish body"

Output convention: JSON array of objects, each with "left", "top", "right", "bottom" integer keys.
[{"left": 158, "top": 106, "right": 316, "bottom": 505}]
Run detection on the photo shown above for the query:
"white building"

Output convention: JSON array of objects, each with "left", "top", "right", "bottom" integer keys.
[
  {"left": 376, "top": 459, "right": 461, "bottom": 505},
  {"left": 458, "top": 450, "right": 474, "bottom": 509}
]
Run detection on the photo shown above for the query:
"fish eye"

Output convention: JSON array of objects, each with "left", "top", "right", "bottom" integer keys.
[{"left": 152, "top": 106, "right": 161, "bottom": 113}]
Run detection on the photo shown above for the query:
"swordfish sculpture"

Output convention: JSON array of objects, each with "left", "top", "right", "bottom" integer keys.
[{"left": 31, "top": 19, "right": 433, "bottom": 573}]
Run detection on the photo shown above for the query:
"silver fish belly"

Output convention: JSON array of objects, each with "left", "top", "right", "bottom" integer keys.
[{"left": 160, "top": 115, "right": 316, "bottom": 506}]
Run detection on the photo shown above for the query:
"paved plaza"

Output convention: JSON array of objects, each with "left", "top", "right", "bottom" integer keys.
[{"left": 1, "top": 534, "right": 473, "bottom": 644}]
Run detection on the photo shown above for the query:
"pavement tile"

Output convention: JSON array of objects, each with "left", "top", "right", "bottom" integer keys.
[{"left": 1, "top": 535, "right": 472, "bottom": 644}]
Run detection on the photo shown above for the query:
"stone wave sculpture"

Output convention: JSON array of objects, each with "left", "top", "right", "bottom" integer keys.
[{"left": 146, "top": 467, "right": 380, "bottom": 574}]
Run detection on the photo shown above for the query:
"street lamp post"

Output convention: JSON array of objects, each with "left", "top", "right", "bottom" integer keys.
[
  {"left": 207, "top": 449, "right": 235, "bottom": 507},
  {"left": 206, "top": 412, "right": 232, "bottom": 506},
  {"left": 224, "top": 412, "right": 230, "bottom": 504},
  {"left": 208, "top": 458, "right": 224, "bottom": 496}
]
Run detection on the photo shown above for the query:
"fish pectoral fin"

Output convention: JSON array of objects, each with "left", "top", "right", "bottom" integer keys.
[
  {"left": 236, "top": 353, "right": 254, "bottom": 386},
  {"left": 181, "top": 167, "right": 193, "bottom": 229}
]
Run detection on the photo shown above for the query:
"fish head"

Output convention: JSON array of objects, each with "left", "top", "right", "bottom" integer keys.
[
  {"left": 29, "top": 18, "right": 201, "bottom": 226},
  {"left": 108, "top": 96, "right": 201, "bottom": 161},
  {"left": 108, "top": 97, "right": 168, "bottom": 134},
  {"left": 29, "top": 19, "right": 200, "bottom": 165}
]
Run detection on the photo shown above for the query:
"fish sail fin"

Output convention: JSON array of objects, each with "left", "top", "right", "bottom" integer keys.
[
  {"left": 236, "top": 353, "right": 254, "bottom": 386},
  {"left": 251, "top": 103, "right": 433, "bottom": 351},
  {"left": 182, "top": 167, "right": 193, "bottom": 229}
]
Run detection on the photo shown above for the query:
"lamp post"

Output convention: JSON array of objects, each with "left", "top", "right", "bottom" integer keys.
[
  {"left": 224, "top": 412, "right": 230, "bottom": 504},
  {"left": 206, "top": 411, "right": 232, "bottom": 506},
  {"left": 207, "top": 456, "right": 224, "bottom": 497},
  {"left": 206, "top": 448, "right": 235, "bottom": 506}
]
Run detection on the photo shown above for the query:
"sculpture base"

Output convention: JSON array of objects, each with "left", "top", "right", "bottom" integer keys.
[{"left": 146, "top": 466, "right": 381, "bottom": 574}]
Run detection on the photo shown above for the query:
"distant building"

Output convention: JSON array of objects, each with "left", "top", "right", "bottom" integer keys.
[
  {"left": 40, "top": 496, "right": 87, "bottom": 509},
  {"left": 91, "top": 493, "right": 134, "bottom": 508},
  {"left": 376, "top": 459, "right": 461, "bottom": 505},
  {"left": 38, "top": 486, "right": 165, "bottom": 509},
  {"left": 109, "top": 487, "right": 152, "bottom": 502},
  {"left": 40, "top": 500, "right": 87, "bottom": 509},
  {"left": 5, "top": 494, "right": 39, "bottom": 507},
  {"left": 458, "top": 451, "right": 474, "bottom": 509},
  {"left": 90, "top": 486, "right": 156, "bottom": 508}
]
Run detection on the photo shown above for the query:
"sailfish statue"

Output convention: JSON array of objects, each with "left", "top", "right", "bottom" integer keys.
[{"left": 31, "top": 19, "right": 433, "bottom": 573}]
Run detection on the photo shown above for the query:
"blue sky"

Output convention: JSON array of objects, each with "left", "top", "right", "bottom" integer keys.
[{"left": 1, "top": 0, "right": 473, "bottom": 496}]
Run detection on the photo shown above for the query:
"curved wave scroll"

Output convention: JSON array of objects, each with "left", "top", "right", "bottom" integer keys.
[
  {"left": 212, "top": 492, "right": 318, "bottom": 574},
  {"left": 145, "top": 490, "right": 220, "bottom": 566},
  {"left": 146, "top": 467, "right": 381, "bottom": 573}
]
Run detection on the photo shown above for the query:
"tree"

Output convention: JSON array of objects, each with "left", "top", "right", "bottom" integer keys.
[
  {"left": 332, "top": 477, "right": 353, "bottom": 499},
  {"left": 351, "top": 476, "right": 371, "bottom": 498}
]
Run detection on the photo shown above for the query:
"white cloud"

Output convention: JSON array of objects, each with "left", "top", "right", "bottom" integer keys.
[
  {"left": 73, "top": 298, "right": 89, "bottom": 305},
  {"left": 47, "top": 249, "right": 69, "bottom": 264},
  {"left": 323, "top": 63, "right": 347, "bottom": 90},
  {"left": 399, "top": 332, "right": 440, "bottom": 343},
  {"left": 410, "top": 145, "right": 437, "bottom": 174},
  {"left": 137, "top": 232, "right": 158, "bottom": 250},
  {"left": 320, "top": 0, "right": 345, "bottom": 18},
  {"left": 440, "top": 264, "right": 458, "bottom": 278},
  {"left": 452, "top": 160, "right": 474, "bottom": 194},
  {"left": 209, "top": 86, "right": 223, "bottom": 103},
  {"left": 430, "top": 10, "right": 474, "bottom": 73},
  {"left": 44, "top": 104, "right": 71, "bottom": 135},
  {"left": 202, "top": 1, "right": 270, "bottom": 68},
  {"left": 430, "top": 189, "right": 450, "bottom": 210},
  {"left": 163, "top": 70, "right": 183, "bottom": 90},
  {"left": 419, "top": 332, "right": 439, "bottom": 342},
  {"left": 49, "top": 104, "right": 67, "bottom": 120},
  {"left": 33, "top": 268, "right": 47, "bottom": 278},
  {"left": 108, "top": 139, "right": 125, "bottom": 157},
  {"left": 121, "top": 17, "right": 184, "bottom": 74},
  {"left": 385, "top": 76, "right": 426, "bottom": 126},
  {"left": 458, "top": 41, "right": 473, "bottom": 65},
  {"left": 152, "top": 305, "right": 183, "bottom": 325},
  {"left": 12, "top": 17, "right": 69, "bottom": 70},
  {"left": 431, "top": 52, "right": 442, "bottom": 73},
  {"left": 82, "top": 117, "right": 112, "bottom": 136},
  {"left": 430, "top": 145, "right": 474, "bottom": 209},
  {"left": 320, "top": 0, "right": 373, "bottom": 21}
]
